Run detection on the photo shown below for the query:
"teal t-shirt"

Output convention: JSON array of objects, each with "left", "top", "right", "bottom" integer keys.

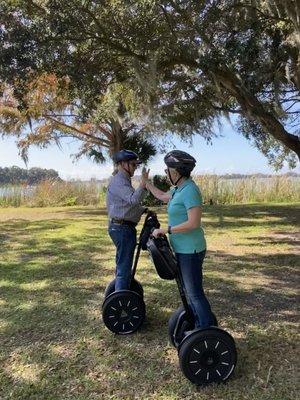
[{"left": 168, "top": 179, "right": 206, "bottom": 254}]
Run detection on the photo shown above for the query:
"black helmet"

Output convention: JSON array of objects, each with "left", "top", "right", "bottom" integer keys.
[
  {"left": 113, "top": 149, "right": 142, "bottom": 164},
  {"left": 164, "top": 150, "right": 196, "bottom": 173}
]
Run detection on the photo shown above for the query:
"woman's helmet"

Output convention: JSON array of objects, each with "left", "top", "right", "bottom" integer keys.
[
  {"left": 164, "top": 150, "right": 196, "bottom": 174},
  {"left": 113, "top": 149, "right": 142, "bottom": 164}
]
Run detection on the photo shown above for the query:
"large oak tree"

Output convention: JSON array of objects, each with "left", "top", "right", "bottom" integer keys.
[{"left": 0, "top": 0, "right": 299, "bottom": 169}]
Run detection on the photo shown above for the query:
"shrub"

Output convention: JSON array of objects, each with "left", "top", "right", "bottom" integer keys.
[{"left": 143, "top": 175, "right": 171, "bottom": 206}]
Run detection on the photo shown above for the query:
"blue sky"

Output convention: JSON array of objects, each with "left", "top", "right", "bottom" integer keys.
[{"left": 0, "top": 121, "right": 298, "bottom": 180}]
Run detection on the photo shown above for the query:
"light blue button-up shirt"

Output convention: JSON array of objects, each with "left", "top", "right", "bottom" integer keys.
[{"left": 106, "top": 170, "right": 147, "bottom": 223}]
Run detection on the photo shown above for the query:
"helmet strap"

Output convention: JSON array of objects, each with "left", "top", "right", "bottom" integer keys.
[
  {"left": 174, "top": 175, "right": 183, "bottom": 187},
  {"left": 167, "top": 168, "right": 174, "bottom": 185},
  {"left": 123, "top": 162, "right": 133, "bottom": 177},
  {"left": 167, "top": 168, "right": 182, "bottom": 187}
]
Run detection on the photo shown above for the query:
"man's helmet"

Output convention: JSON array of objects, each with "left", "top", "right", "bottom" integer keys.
[
  {"left": 113, "top": 149, "right": 142, "bottom": 164},
  {"left": 164, "top": 150, "right": 196, "bottom": 174}
]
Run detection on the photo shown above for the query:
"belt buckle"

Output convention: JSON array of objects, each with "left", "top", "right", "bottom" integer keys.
[{"left": 112, "top": 218, "right": 123, "bottom": 224}]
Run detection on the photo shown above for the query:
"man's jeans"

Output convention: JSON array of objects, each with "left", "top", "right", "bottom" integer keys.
[
  {"left": 176, "top": 250, "right": 214, "bottom": 328},
  {"left": 108, "top": 223, "right": 137, "bottom": 291}
]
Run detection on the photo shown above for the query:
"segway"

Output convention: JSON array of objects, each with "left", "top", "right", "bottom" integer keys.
[
  {"left": 147, "top": 235, "right": 237, "bottom": 385},
  {"left": 102, "top": 211, "right": 160, "bottom": 334}
]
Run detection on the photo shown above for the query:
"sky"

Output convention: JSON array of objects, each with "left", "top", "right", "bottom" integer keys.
[{"left": 0, "top": 121, "right": 298, "bottom": 180}]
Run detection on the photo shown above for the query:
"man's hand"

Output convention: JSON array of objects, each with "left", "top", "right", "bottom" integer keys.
[{"left": 140, "top": 167, "right": 150, "bottom": 189}]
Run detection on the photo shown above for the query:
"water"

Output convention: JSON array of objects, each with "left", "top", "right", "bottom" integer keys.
[{"left": 0, "top": 186, "right": 35, "bottom": 197}]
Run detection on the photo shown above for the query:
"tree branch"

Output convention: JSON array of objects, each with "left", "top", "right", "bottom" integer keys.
[
  {"left": 78, "top": 5, "right": 146, "bottom": 61},
  {"left": 212, "top": 67, "right": 300, "bottom": 158},
  {"left": 44, "top": 116, "right": 110, "bottom": 147}
]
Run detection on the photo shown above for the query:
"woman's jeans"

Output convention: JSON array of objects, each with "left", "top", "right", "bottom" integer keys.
[
  {"left": 108, "top": 223, "right": 137, "bottom": 291},
  {"left": 176, "top": 250, "right": 214, "bottom": 328}
]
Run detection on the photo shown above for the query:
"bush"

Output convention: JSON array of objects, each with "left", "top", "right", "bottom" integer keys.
[{"left": 143, "top": 175, "right": 171, "bottom": 206}]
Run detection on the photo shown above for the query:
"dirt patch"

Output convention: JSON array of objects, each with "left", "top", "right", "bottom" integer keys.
[{"left": 269, "top": 230, "right": 300, "bottom": 251}]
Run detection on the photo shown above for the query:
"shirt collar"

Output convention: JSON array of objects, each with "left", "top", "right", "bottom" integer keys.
[
  {"left": 117, "top": 169, "right": 131, "bottom": 181},
  {"left": 173, "top": 178, "right": 192, "bottom": 193}
]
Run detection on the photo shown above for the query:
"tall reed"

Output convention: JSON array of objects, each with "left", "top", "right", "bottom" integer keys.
[
  {"left": 0, "top": 181, "right": 102, "bottom": 207},
  {"left": 195, "top": 175, "right": 300, "bottom": 204},
  {"left": 0, "top": 176, "right": 299, "bottom": 207}
]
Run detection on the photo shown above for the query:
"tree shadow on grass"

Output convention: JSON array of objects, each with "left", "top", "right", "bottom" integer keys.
[
  {"left": 0, "top": 205, "right": 299, "bottom": 399},
  {"left": 2, "top": 271, "right": 297, "bottom": 399},
  {"left": 54, "top": 207, "right": 108, "bottom": 217},
  {"left": 237, "top": 232, "right": 300, "bottom": 248},
  {"left": 203, "top": 204, "right": 300, "bottom": 229}
]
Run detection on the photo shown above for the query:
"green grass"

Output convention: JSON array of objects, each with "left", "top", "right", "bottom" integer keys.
[{"left": 0, "top": 204, "right": 299, "bottom": 399}]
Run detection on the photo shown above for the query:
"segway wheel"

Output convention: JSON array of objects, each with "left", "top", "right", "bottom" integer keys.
[
  {"left": 102, "top": 290, "right": 145, "bottom": 334},
  {"left": 178, "top": 327, "right": 237, "bottom": 385},
  {"left": 168, "top": 307, "right": 219, "bottom": 347},
  {"left": 104, "top": 278, "right": 144, "bottom": 298}
]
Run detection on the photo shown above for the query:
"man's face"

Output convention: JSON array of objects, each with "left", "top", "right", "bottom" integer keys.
[{"left": 122, "top": 160, "right": 139, "bottom": 176}]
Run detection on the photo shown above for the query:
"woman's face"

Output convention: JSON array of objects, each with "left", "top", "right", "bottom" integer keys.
[{"left": 165, "top": 167, "right": 179, "bottom": 183}]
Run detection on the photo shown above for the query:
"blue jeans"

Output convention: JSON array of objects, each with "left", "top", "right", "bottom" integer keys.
[
  {"left": 108, "top": 223, "right": 137, "bottom": 291},
  {"left": 176, "top": 251, "right": 213, "bottom": 328}
]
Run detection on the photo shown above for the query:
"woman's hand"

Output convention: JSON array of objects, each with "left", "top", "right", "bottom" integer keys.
[{"left": 152, "top": 228, "right": 167, "bottom": 238}]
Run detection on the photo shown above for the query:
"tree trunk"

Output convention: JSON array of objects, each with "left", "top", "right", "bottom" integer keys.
[
  {"left": 213, "top": 67, "right": 300, "bottom": 159},
  {"left": 109, "top": 119, "right": 125, "bottom": 156}
]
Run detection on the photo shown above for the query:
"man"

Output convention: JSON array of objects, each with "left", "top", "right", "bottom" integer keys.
[{"left": 106, "top": 149, "right": 148, "bottom": 291}]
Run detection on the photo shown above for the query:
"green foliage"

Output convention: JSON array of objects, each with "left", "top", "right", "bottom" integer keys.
[
  {"left": 123, "top": 133, "right": 156, "bottom": 164},
  {"left": 0, "top": 0, "right": 299, "bottom": 167},
  {"left": 238, "top": 117, "right": 298, "bottom": 170},
  {"left": 143, "top": 174, "right": 171, "bottom": 206},
  {"left": 0, "top": 166, "right": 61, "bottom": 184}
]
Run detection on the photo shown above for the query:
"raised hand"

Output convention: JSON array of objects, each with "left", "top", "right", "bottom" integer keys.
[{"left": 140, "top": 167, "right": 150, "bottom": 188}]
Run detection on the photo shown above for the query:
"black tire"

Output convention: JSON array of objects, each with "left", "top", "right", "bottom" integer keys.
[
  {"left": 102, "top": 290, "right": 146, "bottom": 334},
  {"left": 168, "top": 307, "right": 219, "bottom": 347},
  {"left": 178, "top": 327, "right": 237, "bottom": 385},
  {"left": 104, "top": 278, "right": 144, "bottom": 298}
]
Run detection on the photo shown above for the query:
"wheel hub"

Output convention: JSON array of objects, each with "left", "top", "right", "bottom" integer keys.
[{"left": 200, "top": 350, "right": 220, "bottom": 368}]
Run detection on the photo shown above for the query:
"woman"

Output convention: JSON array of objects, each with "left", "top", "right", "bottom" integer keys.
[{"left": 143, "top": 150, "right": 214, "bottom": 328}]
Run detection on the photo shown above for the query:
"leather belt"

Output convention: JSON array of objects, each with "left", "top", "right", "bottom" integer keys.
[{"left": 110, "top": 218, "right": 137, "bottom": 227}]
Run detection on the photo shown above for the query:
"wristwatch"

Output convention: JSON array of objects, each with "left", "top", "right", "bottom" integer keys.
[{"left": 168, "top": 225, "right": 172, "bottom": 234}]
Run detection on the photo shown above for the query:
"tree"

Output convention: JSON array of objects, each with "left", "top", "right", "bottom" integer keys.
[
  {"left": 0, "top": 166, "right": 61, "bottom": 184},
  {"left": 0, "top": 73, "right": 156, "bottom": 163},
  {"left": 0, "top": 0, "right": 299, "bottom": 169},
  {"left": 0, "top": 1, "right": 156, "bottom": 164}
]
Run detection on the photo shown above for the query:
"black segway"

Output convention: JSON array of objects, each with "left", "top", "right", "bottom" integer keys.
[
  {"left": 102, "top": 211, "right": 160, "bottom": 334},
  {"left": 147, "top": 235, "right": 237, "bottom": 385}
]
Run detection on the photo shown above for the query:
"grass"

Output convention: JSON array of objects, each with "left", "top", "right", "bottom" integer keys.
[{"left": 0, "top": 204, "right": 299, "bottom": 399}]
